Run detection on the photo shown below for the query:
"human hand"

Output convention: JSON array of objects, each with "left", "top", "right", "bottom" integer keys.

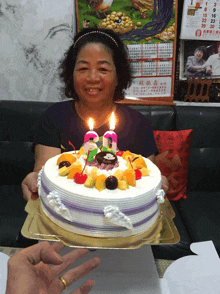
[
  {"left": 21, "top": 171, "right": 39, "bottom": 201},
  {"left": 6, "top": 241, "right": 100, "bottom": 294},
  {"left": 161, "top": 175, "right": 169, "bottom": 193},
  {"left": 206, "top": 65, "right": 212, "bottom": 74}
]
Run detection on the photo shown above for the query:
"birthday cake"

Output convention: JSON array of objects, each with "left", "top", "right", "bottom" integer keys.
[{"left": 38, "top": 149, "right": 165, "bottom": 238}]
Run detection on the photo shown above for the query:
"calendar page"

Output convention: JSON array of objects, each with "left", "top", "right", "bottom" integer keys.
[
  {"left": 180, "top": 0, "right": 220, "bottom": 40},
  {"left": 126, "top": 43, "right": 173, "bottom": 98},
  {"left": 75, "top": 0, "right": 178, "bottom": 105}
]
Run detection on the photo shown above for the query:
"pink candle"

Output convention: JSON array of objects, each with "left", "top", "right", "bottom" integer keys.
[
  {"left": 84, "top": 118, "right": 99, "bottom": 154},
  {"left": 103, "top": 112, "right": 117, "bottom": 153}
]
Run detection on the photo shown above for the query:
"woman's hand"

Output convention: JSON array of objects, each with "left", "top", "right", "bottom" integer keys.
[
  {"left": 21, "top": 172, "right": 39, "bottom": 201},
  {"left": 161, "top": 175, "right": 169, "bottom": 193},
  {"left": 6, "top": 241, "right": 100, "bottom": 294}
]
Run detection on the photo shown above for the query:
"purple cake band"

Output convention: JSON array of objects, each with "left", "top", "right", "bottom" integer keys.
[
  {"left": 41, "top": 179, "right": 158, "bottom": 216},
  {"left": 40, "top": 195, "right": 159, "bottom": 232}
]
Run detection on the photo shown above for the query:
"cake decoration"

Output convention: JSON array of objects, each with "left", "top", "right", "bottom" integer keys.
[
  {"left": 37, "top": 112, "right": 163, "bottom": 239},
  {"left": 74, "top": 150, "right": 90, "bottom": 184},
  {"left": 84, "top": 118, "right": 99, "bottom": 161},
  {"left": 39, "top": 151, "right": 162, "bottom": 238},
  {"left": 37, "top": 167, "right": 43, "bottom": 195},
  {"left": 103, "top": 205, "right": 133, "bottom": 230},
  {"left": 103, "top": 112, "right": 117, "bottom": 153},
  {"left": 156, "top": 189, "right": 165, "bottom": 203},
  {"left": 47, "top": 191, "right": 72, "bottom": 221},
  {"left": 95, "top": 151, "right": 118, "bottom": 165},
  {"left": 105, "top": 175, "right": 118, "bottom": 190}
]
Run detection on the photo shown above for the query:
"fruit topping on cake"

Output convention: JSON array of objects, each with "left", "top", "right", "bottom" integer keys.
[
  {"left": 105, "top": 176, "right": 118, "bottom": 190},
  {"left": 56, "top": 150, "right": 151, "bottom": 191},
  {"left": 134, "top": 169, "right": 142, "bottom": 180},
  {"left": 67, "top": 162, "right": 83, "bottom": 179},
  {"left": 59, "top": 161, "right": 71, "bottom": 169},
  {"left": 95, "top": 175, "right": 107, "bottom": 191},
  {"left": 57, "top": 153, "right": 76, "bottom": 166},
  {"left": 74, "top": 172, "right": 88, "bottom": 184},
  {"left": 124, "top": 169, "right": 136, "bottom": 187}
]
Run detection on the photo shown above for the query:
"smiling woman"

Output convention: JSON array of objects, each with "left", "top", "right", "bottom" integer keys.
[
  {"left": 21, "top": 28, "right": 163, "bottom": 206},
  {"left": 73, "top": 43, "right": 118, "bottom": 119}
]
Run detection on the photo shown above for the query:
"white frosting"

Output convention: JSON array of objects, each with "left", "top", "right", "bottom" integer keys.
[
  {"left": 37, "top": 167, "right": 43, "bottom": 195},
  {"left": 39, "top": 151, "right": 162, "bottom": 238},
  {"left": 156, "top": 189, "right": 165, "bottom": 203},
  {"left": 47, "top": 191, "right": 72, "bottom": 221},
  {"left": 104, "top": 205, "right": 133, "bottom": 230}
]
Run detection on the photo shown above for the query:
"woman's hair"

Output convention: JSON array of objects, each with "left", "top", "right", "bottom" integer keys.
[{"left": 59, "top": 28, "right": 132, "bottom": 101}]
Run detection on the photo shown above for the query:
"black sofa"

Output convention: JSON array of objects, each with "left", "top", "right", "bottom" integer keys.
[{"left": 1, "top": 100, "right": 220, "bottom": 260}]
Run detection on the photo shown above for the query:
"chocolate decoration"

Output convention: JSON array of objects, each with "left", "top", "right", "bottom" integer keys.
[{"left": 95, "top": 151, "right": 118, "bottom": 165}]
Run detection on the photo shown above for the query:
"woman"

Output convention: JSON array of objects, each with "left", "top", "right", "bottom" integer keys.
[{"left": 22, "top": 27, "right": 168, "bottom": 200}]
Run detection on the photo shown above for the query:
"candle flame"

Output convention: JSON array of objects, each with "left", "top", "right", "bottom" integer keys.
[
  {"left": 110, "top": 112, "right": 115, "bottom": 130},
  {"left": 88, "top": 118, "right": 94, "bottom": 130}
]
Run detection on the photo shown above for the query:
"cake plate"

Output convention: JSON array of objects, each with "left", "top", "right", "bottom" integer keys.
[{"left": 21, "top": 197, "right": 180, "bottom": 249}]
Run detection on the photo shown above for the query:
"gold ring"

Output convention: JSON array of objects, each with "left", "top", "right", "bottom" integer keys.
[{"left": 58, "top": 276, "right": 68, "bottom": 290}]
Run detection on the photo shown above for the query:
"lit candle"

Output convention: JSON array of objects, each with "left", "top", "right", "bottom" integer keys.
[
  {"left": 103, "top": 112, "right": 117, "bottom": 153},
  {"left": 84, "top": 118, "right": 99, "bottom": 159}
]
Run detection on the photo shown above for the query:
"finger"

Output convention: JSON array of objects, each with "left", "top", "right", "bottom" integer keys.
[
  {"left": 50, "top": 241, "right": 65, "bottom": 253},
  {"left": 22, "top": 172, "right": 39, "bottom": 200},
  {"left": 31, "top": 191, "right": 39, "bottom": 200},
  {"left": 14, "top": 241, "right": 63, "bottom": 266},
  {"left": 70, "top": 280, "right": 95, "bottom": 294},
  {"left": 61, "top": 257, "right": 100, "bottom": 287},
  {"left": 22, "top": 183, "right": 32, "bottom": 201},
  {"left": 51, "top": 248, "right": 90, "bottom": 275}
]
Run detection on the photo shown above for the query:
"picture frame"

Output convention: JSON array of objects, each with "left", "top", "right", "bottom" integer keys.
[{"left": 179, "top": 39, "right": 220, "bottom": 80}]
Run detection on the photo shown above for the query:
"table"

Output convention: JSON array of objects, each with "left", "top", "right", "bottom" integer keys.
[{"left": 0, "top": 246, "right": 173, "bottom": 278}]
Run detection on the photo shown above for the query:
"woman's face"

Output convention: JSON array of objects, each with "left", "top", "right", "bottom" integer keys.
[
  {"left": 195, "top": 50, "right": 203, "bottom": 61},
  {"left": 73, "top": 43, "right": 118, "bottom": 106}
]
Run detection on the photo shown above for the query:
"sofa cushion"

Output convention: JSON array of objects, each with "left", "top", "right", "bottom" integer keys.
[
  {"left": 0, "top": 141, "right": 35, "bottom": 185},
  {"left": 188, "top": 148, "right": 220, "bottom": 191},
  {"left": 153, "top": 129, "right": 193, "bottom": 201},
  {"left": 130, "top": 105, "right": 176, "bottom": 130},
  {"left": 0, "top": 185, "right": 26, "bottom": 246},
  {"left": 0, "top": 101, "right": 54, "bottom": 141},
  {"left": 176, "top": 191, "right": 220, "bottom": 257},
  {"left": 0, "top": 185, "right": 27, "bottom": 216},
  {"left": 176, "top": 106, "right": 220, "bottom": 191}
]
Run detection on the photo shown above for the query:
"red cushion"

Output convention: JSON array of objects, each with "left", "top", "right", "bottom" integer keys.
[{"left": 153, "top": 129, "right": 193, "bottom": 201}]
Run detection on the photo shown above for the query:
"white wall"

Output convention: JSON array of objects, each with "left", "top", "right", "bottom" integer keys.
[{"left": 0, "top": 0, "right": 76, "bottom": 101}]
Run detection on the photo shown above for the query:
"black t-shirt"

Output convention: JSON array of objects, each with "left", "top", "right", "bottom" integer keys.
[{"left": 33, "top": 101, "right": 157, "bottom": 158}]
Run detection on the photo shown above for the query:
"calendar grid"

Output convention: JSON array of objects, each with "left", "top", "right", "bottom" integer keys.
[{"left": 126, "top": 43, "right": 174, "bottom": 98}]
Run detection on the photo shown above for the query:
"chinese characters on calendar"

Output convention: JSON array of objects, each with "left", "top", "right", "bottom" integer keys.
[
  {"left": 125, "top": 43, "right": 174, "bottom": 98},
  {"left": 180, "top": 0, "right": 220, "bottom": 40}
]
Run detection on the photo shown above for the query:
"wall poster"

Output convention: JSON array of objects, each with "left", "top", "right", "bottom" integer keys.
[{"left": 75, "top": 0, "right": 178, "bottom": 105}]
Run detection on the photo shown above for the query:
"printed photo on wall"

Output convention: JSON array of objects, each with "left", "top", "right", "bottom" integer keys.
[{"left": 180, "top": 40, "right": 220, "bottom": 80}]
